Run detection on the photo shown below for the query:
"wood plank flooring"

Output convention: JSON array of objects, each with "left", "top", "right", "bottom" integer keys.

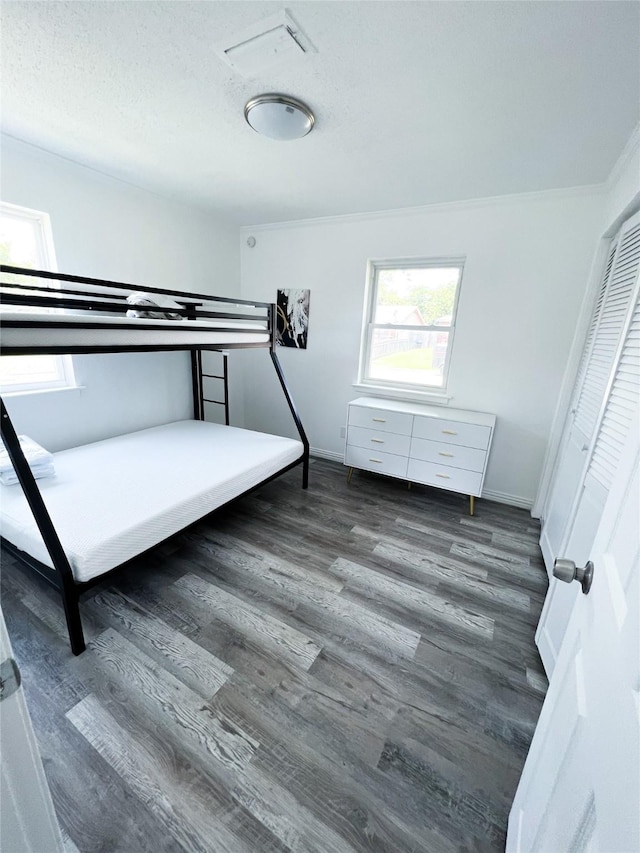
[{"left": 1, "top": 458, "right": 549, "bottom": 852}]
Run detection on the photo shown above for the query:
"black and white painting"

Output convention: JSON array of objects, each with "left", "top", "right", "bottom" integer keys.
[{"left": 276, "top": 289, "right": 310, "bottom": 349}]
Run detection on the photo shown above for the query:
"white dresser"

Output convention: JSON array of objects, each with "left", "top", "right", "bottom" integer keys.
[{"left": 345, "top": 397, "right": 496, "bottom": 514}]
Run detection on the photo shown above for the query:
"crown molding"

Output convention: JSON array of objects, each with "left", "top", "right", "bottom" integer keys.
[
  {"left": 240, "top": 183, "right": 605, "bottom": 233},
  {"left": 605, "top": 123, "right": 640, "bottom": 192},
  {"left": 1, "top": 133, "right": 230, "bottom": 223}
]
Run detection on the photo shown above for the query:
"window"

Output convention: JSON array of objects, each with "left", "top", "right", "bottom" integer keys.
[
  {"left": 358, "top": 258, "right": 463, "bottom": 394},
  {"left": 0, "top": 202, "right": 75, "bottom": 393}
]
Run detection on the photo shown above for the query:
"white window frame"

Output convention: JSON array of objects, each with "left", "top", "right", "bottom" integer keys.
[
  {"left": 357, "top": 256, "right": 464, "bottom": 397},
  {"left": 1, "top": 201, "right": 76, "bottom": 394}
]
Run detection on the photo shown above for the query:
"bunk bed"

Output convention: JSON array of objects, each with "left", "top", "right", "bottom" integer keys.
[{"left": 0, "top": 265, "right": 309, "bottom": 655}]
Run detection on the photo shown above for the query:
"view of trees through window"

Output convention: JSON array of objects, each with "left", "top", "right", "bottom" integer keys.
[{"left": 365, "top": 264, "right": 462, "bottom": 389}]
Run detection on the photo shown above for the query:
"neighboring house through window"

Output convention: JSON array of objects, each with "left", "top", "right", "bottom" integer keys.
[
  {"left": 358, "top": 258, "right": 463, "bottom": 395},
  {"left": 0, "top": 202, "right": 75, "bottom": 393}
]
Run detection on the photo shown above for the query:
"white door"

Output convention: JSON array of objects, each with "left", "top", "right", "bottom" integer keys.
[
  {"left": 0, "top": 606, "right": 63, "bottom": 853},
  {"left": 537, "top": 211, "right": 640, "bottom": 675},
  {"left": 507, "top": 410, "right": 640, "bottom": 853}
]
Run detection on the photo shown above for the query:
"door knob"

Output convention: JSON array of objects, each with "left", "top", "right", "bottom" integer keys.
[{"left": 553, "top": 558, "right": 594, "bottom": 594}]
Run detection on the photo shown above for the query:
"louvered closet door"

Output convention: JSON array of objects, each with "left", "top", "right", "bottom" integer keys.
[
  {"left": 540, "top": 234, "right": 621, "bottom": 571},
  {"left": 587, "top": 264, "right": 640, "bottom": 493},
  {"left": 571, "top": 240, "right": 619, "bottom": 442},
  {"left": 537, "top": 210, "right": 640, "bottom": 676}
]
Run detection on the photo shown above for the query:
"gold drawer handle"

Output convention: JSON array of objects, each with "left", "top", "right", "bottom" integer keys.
[
  {"left": 442, "top": 429, "right": 458, "bottom": 435},
  {"left": 370, "top": 438, "right": 384, "bottom": 443},
  {"left": 372, "top": 417, "right": 386, "bottom": 423},
  {"left": 369, "top": 458, "right": 383, "bottom": 463},
  {"left": 438, "top": 452, "right": 454, "bottom": 457},
  {"left": 436, "top": 473, "right": 451, "bottom": 479}
]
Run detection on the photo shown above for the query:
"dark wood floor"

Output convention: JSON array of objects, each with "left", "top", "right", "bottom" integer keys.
[{"left": 2, "top": 458, "right": 549, "bottom": 853}]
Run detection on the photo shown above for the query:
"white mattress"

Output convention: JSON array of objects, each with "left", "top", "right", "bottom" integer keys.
[
  {"left": 0, "top": 311, "right": 269, "bottom": 349},
  {"left": 0, "top": 420, "right": 302, "bottom": 583}
]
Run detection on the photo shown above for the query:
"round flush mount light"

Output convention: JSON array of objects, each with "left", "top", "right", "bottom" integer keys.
[{"left": 244, "top": 94, "right": 315, "bottom": 141}]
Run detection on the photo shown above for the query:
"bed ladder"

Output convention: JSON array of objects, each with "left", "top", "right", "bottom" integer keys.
[{"left": 192, "top": 350, "right": 229, "bottom": 425}]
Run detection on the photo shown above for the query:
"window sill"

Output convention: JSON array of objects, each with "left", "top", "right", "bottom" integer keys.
[
  {"left": 352, "top": 383, "right": 452, "bottom": 405},
  {"left": 1, "top": 385, "right": 85, "bottom": 399}
]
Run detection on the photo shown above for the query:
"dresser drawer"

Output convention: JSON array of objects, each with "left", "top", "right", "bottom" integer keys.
[
  {"left": 407, "top": 458, "right": 483, "bottom": 495},
  {"left": 347, "top": 425, "right": 411, "bottom": 456},
  {"left": 345, "top": 444, "right": 409, "bottom": 479},
  {"left": 412, "top": 416, "right": 491, "bottom": 450},
  {"left": 410, "top": 437, "right": 487, "bottom": 473},
  {"left": 348, "top": 405, "right": 413, "bottom": 436}
]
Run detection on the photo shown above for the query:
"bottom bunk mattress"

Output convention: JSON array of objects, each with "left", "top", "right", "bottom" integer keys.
[{"left": 0, "top": 420, "right": 303, "bottom": 583}]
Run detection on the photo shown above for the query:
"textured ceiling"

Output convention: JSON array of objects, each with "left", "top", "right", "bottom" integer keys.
[{"left": 1, "top": 1, "right": 638, "bottom": 225}]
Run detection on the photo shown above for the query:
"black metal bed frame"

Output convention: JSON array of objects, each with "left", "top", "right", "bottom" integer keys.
[{"left": 0, "top": 265, "right": 309, "bottom": 654}]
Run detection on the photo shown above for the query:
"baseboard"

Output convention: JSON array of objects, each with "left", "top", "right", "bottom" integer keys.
[
  {"left": 309, "top": 451, "right": 534, "bottom": 510},
  {"left": 480, "top": 489, "right": 533, "bottom": 511},
  {"left": 310, "top": 447, "right": 345, "bottom": 464}
]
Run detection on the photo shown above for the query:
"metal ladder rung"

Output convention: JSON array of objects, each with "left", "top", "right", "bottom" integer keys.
[{"left": 197, "top": 352, "right": 229, "bottom": 425}]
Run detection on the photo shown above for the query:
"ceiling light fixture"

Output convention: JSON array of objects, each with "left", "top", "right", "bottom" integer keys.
[{"left": 244, "top": 94, "right": 314, "bottom": 141}]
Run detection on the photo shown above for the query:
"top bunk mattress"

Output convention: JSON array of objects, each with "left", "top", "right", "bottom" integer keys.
[
  {"left": 0, "top": 420, "right": 303, "bottom": 583},
  {"left": 0, "top": 311, "right": 270, "bottom": 351}
]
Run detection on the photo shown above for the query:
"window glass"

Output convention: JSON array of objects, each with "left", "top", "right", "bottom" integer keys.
[
  {"left": 1, "top": 213, "right": 42, "bottom": 268},
  {"left": 1, "top": 203, "right": 74, "bottom": 392},
  {"left": 360, "top": 262, "right": 462, "bottom": 392}
]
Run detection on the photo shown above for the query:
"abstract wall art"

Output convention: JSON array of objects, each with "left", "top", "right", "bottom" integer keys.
[{"left": 276, "top": 289, "right": 310, "bottom": 349}]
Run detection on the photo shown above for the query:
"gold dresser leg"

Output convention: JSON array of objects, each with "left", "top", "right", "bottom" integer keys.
[
  {"left": 347, "top": 466, "right": 354, "bottom": 484},
  {"left": 407, "top": 482, "right": 412, "bottom": 490},
  {"left": 469, "top": 495, "right": 475, "bottom": 516}
]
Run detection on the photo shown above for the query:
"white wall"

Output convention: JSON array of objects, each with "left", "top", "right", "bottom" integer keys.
[
  {"left": 1, "top": 136, "right": 241, "bottom": 450},
  {"left": 239, "top": 188, "right": 604, "bottom": 508}
]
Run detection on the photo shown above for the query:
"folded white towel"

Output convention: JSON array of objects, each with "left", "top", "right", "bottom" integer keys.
[
  {"left": 0, "top": 461, "right": 56, "bottom": 486},
  {"left": 126, "top": 291, "right": 184, "bottom": 321},
  {"left": 0, "top": 435, "right": 55, "bottom": 485}
]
